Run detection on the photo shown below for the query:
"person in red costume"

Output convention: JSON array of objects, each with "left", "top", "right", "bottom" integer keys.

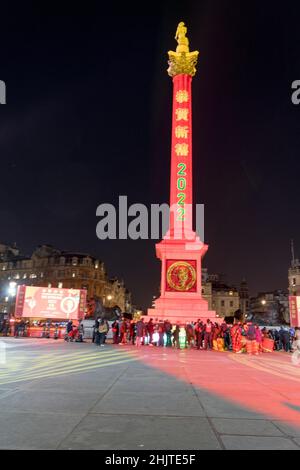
[
  {"left": 230, "top": 322, "right": 242, "bottom": 353},
  {"left": 119, "top": 318, "right": 127, "bottom": 345}
]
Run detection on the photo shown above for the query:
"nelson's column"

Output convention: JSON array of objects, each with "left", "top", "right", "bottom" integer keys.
[{"left": 148, "top": 22, "right": 217, "bottom": 324}]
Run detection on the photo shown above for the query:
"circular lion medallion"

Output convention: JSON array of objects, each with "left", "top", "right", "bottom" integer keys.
[{"left": 167, "top": 261, "right": 196, "bottom": 292}]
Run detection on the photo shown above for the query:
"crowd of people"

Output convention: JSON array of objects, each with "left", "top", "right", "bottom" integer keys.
[
  {"left": 2, "top": 315, "right": 298, "bottom": 355},
  {"left": 101, "top": 317, "right": 300, "bottom": 355}
]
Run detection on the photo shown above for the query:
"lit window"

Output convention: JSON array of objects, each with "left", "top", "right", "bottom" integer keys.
[
  {"left": 48, "top": 283, "right": 52, "bottom": 288},
  {"left": 58, "top": 282, "right": 63, "bottom": 288},
  {"left": 72, "top": 273, "right": 76, "bottom": 278}
]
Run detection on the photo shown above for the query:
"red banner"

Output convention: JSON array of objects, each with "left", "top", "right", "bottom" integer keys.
[
  {"left": 14, "top": 285, "right": 86, "bottom": 320},
  {"left": 15, "top": 285, "right": 26, "bottom": 318},
  {"left": 289, "top": 296, "right": 300, "bottom": 327}
]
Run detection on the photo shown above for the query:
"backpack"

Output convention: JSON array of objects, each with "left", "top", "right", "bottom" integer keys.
[
  {"left": 247, "top": 325, "right": 256, "bottom": 341},
  {"left": 99, "top": 323, "right": 108, "bottom": 334}
]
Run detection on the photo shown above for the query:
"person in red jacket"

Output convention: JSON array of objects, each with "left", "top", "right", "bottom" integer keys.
[
  {"left": 194, "top": 320, "right": 204, "bottom": 349},
  {"left": 203, "top": 319, "right": 213, "bottom": 350},
  {"left": 231, "top": 323, "right": 242, "bottom": 353},
  {"left": 119, "top": 318, "right": 127, "bottom": 345},
  {"left": 147, "top": 318, "right": 154, "bottom": 346},
  {"left": 111, "top": 320, "right": 119, "bottom": 344}
]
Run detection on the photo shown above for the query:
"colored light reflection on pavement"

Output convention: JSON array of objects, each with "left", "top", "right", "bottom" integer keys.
[
  {"left": 0, "top": 343, "right": 139, "bottom": 385},
  {"left": 127, "top": 346, "right": 300, "bottom": 427},
  {"left": 1, "top": 339, "right": 300, "bottom": 441}
]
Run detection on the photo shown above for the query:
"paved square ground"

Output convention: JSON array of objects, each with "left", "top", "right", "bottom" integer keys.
[{"left": 0, "top": 338, "right": 300, "bottom": 450}]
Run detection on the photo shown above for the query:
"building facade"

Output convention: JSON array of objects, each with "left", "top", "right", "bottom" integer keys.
[
  {"left": 0, "top": 244, "right": 131, "bottom": 316},
  {"left": 202, "top": 270, "right": 240, "bottom": 318},
  {"left": 249, "top": 290, "right": 289, "bottom": 325},
  {"left": 239, "top": 279, "right": 250, "bottom": 318},
  {"left": 288, "top": 258, "right": 300, "bottom": 296}
]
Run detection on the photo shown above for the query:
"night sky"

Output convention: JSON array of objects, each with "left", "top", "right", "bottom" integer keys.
[{"left": 0, "top": 2, "right": 300, "bottom": 309}]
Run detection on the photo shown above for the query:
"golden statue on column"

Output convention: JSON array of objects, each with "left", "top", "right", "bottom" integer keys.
[
  {"left": 175, "top": 22, "right": 189, "bottom": 53},
  {"left": 168, "top": 22, "right": 199, "bottom": 77}
]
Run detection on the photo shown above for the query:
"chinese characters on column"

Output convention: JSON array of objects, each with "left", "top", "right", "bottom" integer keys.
[{"left": 174, "top": 89, "right": 189, "bottom": 222}]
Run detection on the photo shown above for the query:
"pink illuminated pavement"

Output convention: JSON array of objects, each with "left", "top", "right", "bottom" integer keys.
[
  {"left": 122, "top": 345, "right": 300, "bottom": 433},
  {"left": 1, "top": 339, "right": 300, "bottom": 449}
]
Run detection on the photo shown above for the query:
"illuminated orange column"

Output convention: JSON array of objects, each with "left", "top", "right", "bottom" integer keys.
[
  {"left": 147, "top": 22, "right": 217, "bottom": 324},
  {"left": 169, "top": 73, "right": 193, "bottom": 239}
]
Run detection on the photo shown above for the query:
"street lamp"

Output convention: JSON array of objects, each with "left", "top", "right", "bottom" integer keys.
[
  {"left": 8, "top": 281, "right": 17, "bottom": 297},
  {"left": 6, "top": 282, "right": 17, "bottom": 322}
]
